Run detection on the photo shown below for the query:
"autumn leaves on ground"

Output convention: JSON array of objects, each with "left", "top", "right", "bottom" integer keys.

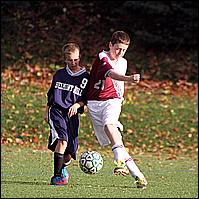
[{"left": 1, "top": 63, "right": 198, "bottom": 160}]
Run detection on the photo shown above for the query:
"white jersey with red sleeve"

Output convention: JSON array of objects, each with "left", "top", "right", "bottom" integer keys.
[{"left": 87, "top": 50, "right": 127, "bottom": 101}]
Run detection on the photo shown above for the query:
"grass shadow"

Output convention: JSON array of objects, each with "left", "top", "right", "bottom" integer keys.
[
  {"left": 73, "top": 182, "right": 138, "bottom": 189},
  {"left": 1, "top": 180, "right": 49, "bottom": 186},
  {"left": 2, "top": 180, "right": 138, "bottom": 189}
]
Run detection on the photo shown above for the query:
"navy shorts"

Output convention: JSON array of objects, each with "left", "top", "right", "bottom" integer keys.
[{"left": 47, "top": 106, "right": 79, "bottom": 160}]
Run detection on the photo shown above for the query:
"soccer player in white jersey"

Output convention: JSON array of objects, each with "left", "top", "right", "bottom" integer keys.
[{"left": 86, "top": 30, "right": 147, "bottom": 189}]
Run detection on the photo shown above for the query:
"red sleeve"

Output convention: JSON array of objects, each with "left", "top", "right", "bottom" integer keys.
[{"left": 98, "top": 56, "right": 113, "bottom": 79}]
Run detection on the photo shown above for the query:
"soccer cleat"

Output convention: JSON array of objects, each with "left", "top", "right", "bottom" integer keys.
[
  {"left": 50, "top": 175, "right": 68, "bottom": 186},
  {"left": 61, "top": 167, "right": 70, "bottom": 180},
  {"left": 114, "top": 160, "right": 129, "bottom": 176},
  {"left": 135, "top": 176, "right": 148, "bottom": 189}
]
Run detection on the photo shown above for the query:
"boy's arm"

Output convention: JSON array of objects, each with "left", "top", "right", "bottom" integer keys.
[
  {"left": 44, "top": 106, "right": 49, "bottom": 123},
  {"left": 108, "top": 69, "right": 140, "bottom": 83}
]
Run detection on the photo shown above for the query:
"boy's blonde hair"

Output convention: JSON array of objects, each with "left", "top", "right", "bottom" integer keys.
[
  {"left": 110, "top": 31, "right": 130, "bottom": 46},
  {"left": 62, "top": 42, "right": 80, "bottom": 59}
]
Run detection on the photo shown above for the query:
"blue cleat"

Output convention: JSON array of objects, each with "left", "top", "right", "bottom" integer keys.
[{"left": 50, "top": 175, "right": 68, "bottom": 186}]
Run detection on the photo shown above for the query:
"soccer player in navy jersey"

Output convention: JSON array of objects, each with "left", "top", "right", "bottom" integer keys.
[
  {"left": 44, "top": 42, "right": 89, "bottom": 185},
  {"left": 86, "top": 31, "right": 147, "bottom": 189}
]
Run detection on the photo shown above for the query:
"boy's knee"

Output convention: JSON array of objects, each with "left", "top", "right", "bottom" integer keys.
[
  {"left": 55, "top": 140, "right": 68, "bottom": 154},
  {"left": 57, "top": 139, "right": 67, "bottom": 145},
  {"left": 104, "top": 124, "right": 116, "bottom": 132}
]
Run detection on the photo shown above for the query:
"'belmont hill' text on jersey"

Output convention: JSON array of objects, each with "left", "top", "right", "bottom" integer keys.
[
  {"left": 87, "top": 50, "right": 127, "bottom": 101},
  {"left": 47, "top": 66, "right": 89, "bottom": 110}
]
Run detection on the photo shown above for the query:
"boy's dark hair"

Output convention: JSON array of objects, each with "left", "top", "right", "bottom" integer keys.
[
  {"left": 62, "top": 42, "right": 80, "bottom": 59},
  {"left": 110, "top": 31, "right": 130, "bottom": 46}
]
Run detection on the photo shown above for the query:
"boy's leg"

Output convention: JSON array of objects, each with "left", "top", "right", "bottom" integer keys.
[
  {"left": 51, "top": 140, "right": 69, "bottom": 185},
  {"left": 63, "top": 153, "right": 72, "bottom": 166},
  {"left": 104, "top": 124, "right": 129, "bottom": 175},
  {"left": 53, "top": 151, "right": 65, "bottom": 176},
  {"left": 111, "top": 141, "right": 144, "bottom": 178},
  {"left": 48, "top": 107, "right": 71, "bottom": 185},
  {"left": 61, "top": 153, "right": 71, "bottom": 179},
  {"left": 125, "top": 157, "right": 147, "bottom": 189},
  {"left": 54, "top": 140, "right": 67, "bottom": 175},
  {"left": 105, "top": 124, "right": 147, "bottom": 188},
  {"left": 111, "top": 144, "right": 129, "bottom": 176}
]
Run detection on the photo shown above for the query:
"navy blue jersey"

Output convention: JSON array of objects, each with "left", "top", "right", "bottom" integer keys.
[{"left": 47, "top": 66, "right": 89, "bottom": 112}]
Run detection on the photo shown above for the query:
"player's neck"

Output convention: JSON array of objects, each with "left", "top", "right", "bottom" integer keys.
[
  {"left": 107, "top": 51, "right": 117, "bottom": 62},
  {"left": 67, "top": 65, "right": 82, "bottom": 73}
]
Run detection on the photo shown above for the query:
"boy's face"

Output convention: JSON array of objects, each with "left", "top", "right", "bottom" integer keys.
[
  {"left": 65, "top": 49, "right": 80, "bottom": 68},
  {"left": 109, "top": 42, "right": 129, "bottom": 60}
]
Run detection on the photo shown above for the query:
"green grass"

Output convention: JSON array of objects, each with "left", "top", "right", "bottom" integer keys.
[
  {"left": 121, "top": 91, "right": 198, "bottom": 153},
  {"left": 1, "top": 77, "right": 198, "bottom": 156},
  {"left": 1, "top": 71, "right": 198, "bottom": 197},
  {"left": 1, "top": 145, "right": 198, "bottom": 198}
]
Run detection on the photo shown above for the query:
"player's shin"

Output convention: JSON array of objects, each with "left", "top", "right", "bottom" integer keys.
[
  {"left": 125, "top": 157, "right": 145, "bottom": 179},
  {"left": 54, "top": 152, "right": 65, "bottom": 176}
]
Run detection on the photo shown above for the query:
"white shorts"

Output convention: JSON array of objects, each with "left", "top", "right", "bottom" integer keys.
[{"left": 87, "top": 99, "right": 123, "bottom": 147}]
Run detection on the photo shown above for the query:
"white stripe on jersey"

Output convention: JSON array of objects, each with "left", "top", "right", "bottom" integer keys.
[
  {"left": 48, "top": 107, "right": 59, "bottom": 146},
  {"left": 112, "top": 80, "right": 123, "bottom": 98},
  {"left": 66, "top": 66, "right": 86, "bottom": 76}
]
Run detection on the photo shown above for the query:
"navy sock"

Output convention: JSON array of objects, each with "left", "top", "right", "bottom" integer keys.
[{"left": 54, "top": 152, "right": 64, "bottom": 176}]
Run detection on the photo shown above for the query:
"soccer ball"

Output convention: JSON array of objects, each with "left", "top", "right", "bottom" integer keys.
[{"left": 79, "top": 151, "right": 103, "bottom": 174}]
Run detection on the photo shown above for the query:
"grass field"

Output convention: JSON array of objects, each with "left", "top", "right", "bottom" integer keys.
[
  {"left": 1, "top": 145, "right": 198, "bottom": 198},
  {"left": 1, "top": 78, "right": 198, "bottom": 155},
  {"left": 1, "top": 69, "right": 198, "bottom": 198}
]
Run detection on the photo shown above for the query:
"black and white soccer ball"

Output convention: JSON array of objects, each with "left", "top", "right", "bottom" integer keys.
[{"left": 79, "top": 151, "right": 103, "bottom": 174}]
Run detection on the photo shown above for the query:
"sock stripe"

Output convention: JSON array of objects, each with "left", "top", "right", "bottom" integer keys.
[
  {"left": 125, "top": 157, "right": 133, "bottom": 163},
  {"left": 112, "top": 145, "right": 124, "bottom": 151}
]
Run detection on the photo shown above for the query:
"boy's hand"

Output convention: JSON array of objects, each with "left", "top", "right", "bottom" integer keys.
[
  {"left": 44, "top": 113, "right": 48, "bottom": 123},
  {"left": 68, "top": 103, "right": 81, "bottom": 117},
  {"left": 130, "top": 74, "right": 140, "bottom": 83},
  {"left": 44, "top": 106, "right": 49, "bottom": 123}
]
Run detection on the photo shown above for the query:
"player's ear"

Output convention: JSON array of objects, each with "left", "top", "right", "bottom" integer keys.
[
  {"left": 109, "top": 42, "right": 113, "bottom": 49},
  {"left": 62, "top": 44, "right": 69, "bottom": 60}
]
